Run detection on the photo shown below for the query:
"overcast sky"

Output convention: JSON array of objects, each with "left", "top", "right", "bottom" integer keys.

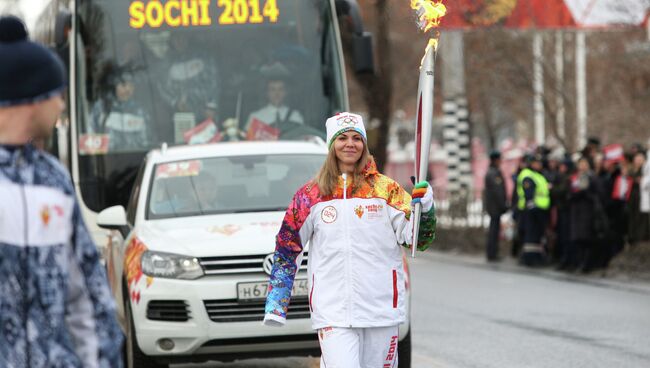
[{"left": 0, "top": 0, "right": 48, "bottom": 30}]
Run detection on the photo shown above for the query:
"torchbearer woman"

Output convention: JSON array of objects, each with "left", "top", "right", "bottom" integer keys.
[{"left": 264, "top": 112, "right": 436, "bottom": 367}]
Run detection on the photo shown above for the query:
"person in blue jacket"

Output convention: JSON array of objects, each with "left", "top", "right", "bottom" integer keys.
[{"left": 0, "top": 16, "right": 123, "bottom": 367}]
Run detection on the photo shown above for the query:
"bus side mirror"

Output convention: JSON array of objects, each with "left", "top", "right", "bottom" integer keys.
[
  {"left": 352, "top": 33, "right": 374, "bottom": 75},
  {"left": 335, "top": 0, "right": 375, "bottom": 75},
  {"left": 97, "top": 205, "right": 129, "bottom": 237},
  {"left": 55, "top": 10, "right": 72, "bottom": 50}
]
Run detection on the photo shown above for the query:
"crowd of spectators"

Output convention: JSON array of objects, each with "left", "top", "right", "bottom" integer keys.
[{"left": 490, "top": 138, "right": 650, "bottom": 273}]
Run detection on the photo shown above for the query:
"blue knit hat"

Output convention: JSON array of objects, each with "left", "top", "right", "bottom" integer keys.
[{"left": 0, "top": 15, "right": 66, "bottom": 107}]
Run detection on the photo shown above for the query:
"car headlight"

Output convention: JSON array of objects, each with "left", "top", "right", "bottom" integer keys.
[{"left": 141, "top": 251, "right": 203, "bottom": 279}]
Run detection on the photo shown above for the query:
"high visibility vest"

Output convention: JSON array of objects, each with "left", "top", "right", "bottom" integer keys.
[{"left": 517, "top": 168, "right": 550, "bottom": 210}]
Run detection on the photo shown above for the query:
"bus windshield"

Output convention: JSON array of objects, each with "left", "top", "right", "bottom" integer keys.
[{"left": 74, "top": 0, "right": 345, "bottom": 211}]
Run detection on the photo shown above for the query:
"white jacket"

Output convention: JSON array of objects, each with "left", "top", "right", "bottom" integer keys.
[{"left": 263, "top": 160, "right": 436, "bottom": 329}]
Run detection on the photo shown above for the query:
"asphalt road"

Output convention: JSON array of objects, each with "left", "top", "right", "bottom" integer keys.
[
  {"left": 178, "top": 251, "right": 650, "bottom": 368},
  {"left": 409, "top": 252, "right": 650, "bottom": 368}
]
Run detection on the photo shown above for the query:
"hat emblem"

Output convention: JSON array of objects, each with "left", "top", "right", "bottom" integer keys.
[{"left": 337, "top": 115, "right": 358, "bottom": 127}]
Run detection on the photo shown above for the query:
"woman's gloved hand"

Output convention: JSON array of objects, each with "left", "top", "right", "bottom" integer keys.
[{"left": 410, "top": 178, "right": 434, "bottom": 212}]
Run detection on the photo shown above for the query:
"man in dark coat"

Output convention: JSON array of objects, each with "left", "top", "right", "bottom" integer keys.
[{"left": 484, "top": 150, "right": 507, "bottom": 261}]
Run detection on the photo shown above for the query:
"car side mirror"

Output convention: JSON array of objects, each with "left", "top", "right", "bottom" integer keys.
[{"left": 97, "top": 205, "right": 128, "bottom": 231}]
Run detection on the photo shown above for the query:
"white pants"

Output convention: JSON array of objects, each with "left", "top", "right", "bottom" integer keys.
[{"left": 318, "top": 326, "right": 399, "bottom": 368}]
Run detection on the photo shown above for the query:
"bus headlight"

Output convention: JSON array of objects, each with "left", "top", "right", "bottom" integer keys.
[{"left": 141, "top": 251, "right": 203, "bottom": 279}]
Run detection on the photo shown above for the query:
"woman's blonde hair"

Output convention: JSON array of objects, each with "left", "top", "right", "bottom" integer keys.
[{"left": 316, "top": 138, "right": 372, "bottom": 197}]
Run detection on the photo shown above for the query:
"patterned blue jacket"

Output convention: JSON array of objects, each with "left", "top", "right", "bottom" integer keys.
[{"left": 0, "top": 144, "right": 123, "bottom": 368}]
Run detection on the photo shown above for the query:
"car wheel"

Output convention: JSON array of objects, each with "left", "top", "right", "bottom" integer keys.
[
  {"left": 398, "top": 330, "right": 411, "bottom": 368},
  {"left": 125, "top": 299, "right": 168, "bottom": 368}
]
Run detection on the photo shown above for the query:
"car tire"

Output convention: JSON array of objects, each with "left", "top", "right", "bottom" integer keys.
[
  {"left": 398, "top": 330, "right": 411, "bottom": 368},
  {"left": 125, "top": 299, "right": 168, "bottom": 368}
]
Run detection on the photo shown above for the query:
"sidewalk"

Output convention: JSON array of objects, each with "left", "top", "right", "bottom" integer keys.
[{"left": 419, "top": 249, "right": 650, "bottom": 296}]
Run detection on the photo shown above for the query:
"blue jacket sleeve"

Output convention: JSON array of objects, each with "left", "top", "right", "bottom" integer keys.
[{"left": 71, "top": 203, "right": 124, "bottom": 367}]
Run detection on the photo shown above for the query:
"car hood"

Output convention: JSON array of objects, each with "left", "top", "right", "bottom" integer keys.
[{"left": 136, "top": 212, "right": 286, "bottom": 258}]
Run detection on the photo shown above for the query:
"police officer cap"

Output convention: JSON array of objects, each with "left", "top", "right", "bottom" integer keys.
[
  {"left": 524, "top": 153, "right": 542, "bottom": 163},
  {"left": 0, "top": 15, "right": 66, "bottom": 107},
  {"left": 489, "top": 150, "right": 501, "bottom": 160}
]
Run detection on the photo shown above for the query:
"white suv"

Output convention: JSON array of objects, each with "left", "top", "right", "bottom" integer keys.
[{"left": 97, "top": 141, "right": 411, "bottom": 367}]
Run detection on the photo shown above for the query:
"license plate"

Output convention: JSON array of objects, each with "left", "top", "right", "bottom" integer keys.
[{"left": 237, "top": 279, "right": 309, "bottom": 301}]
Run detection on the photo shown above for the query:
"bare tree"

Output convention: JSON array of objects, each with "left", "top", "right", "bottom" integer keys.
[{"left": 341, "top": 0, "right": 393, "bottom": 170}]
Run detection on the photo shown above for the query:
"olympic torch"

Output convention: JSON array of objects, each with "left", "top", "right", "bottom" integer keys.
[{"left": 410, "top": 0, "right": 446, "bottom": 258}]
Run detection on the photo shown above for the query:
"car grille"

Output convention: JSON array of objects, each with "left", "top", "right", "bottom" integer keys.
[
  {"left": 146, "top": 300, "right": 191, "bottom": 322},
  {"left": 204, "top": 298, "right": 310, "bottom": 322},
  {"left": 198, "top": 253, "right": 308, "bottom": 275}
]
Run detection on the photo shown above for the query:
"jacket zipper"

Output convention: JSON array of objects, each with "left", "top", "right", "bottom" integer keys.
[
  {"left": 342, "top": 173, "right": 352, "bottom": 327},
  {"left": 17, "top": 151, "right": 31, "bottom": 368}
]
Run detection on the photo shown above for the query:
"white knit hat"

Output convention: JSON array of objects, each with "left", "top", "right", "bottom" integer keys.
[{"left": 325, "top": 112, "right": 367, "bottom": 148}]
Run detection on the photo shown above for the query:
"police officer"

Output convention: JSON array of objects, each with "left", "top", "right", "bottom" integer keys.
[
  {"left": 516, "top": 153, "right": 551, "bottom": 266},
  {"left": 483, "top": 150, "right": 507, "bottom": 261},
  {"left": 0, "top": 16, "right": 122, "bottom": 367}
]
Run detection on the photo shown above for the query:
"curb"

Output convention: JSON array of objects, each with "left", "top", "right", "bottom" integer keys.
[{"left": 417, "top": 250, "right": 650, "bottom": 296}]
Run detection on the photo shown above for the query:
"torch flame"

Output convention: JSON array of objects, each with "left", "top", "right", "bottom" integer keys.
[{"left": 410, "top": 0, "right": 447, "bottom": 34}]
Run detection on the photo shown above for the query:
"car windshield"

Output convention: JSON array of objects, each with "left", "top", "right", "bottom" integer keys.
[{"left": 147, "top": 154, "right": 324, "bottom": 218}]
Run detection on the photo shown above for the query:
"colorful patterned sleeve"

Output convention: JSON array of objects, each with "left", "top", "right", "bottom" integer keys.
[{"left": 264, "top": 185, "right": 314, "bottom": 326}]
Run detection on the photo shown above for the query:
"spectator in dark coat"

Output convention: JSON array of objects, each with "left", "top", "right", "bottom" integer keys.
[
  {"left": 483, "top": 150, "right": 508, "bottom": 261},
  {"left": 510, "top": 159, "right": 526, "bottom": 258},
  {"left": 628, "top": 152, "right": 650, "bottom": 245},
  {"left": 586, "top": 153, "right": 614, "bottom": 271},
  {"left": 551, "top": 157, "right": 573, "bottom": 266},
  {"left": 567, "top": 157, "right": 597, "bottom": 272},
  {"left": 605, "top": 161, "right": 633, "bottom": 265}
]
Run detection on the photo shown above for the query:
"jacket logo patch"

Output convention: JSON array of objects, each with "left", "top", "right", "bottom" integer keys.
[
  {"left": 40, "top": 204, "right": 66, "bottom": 227},
  {"left": 321, "top": 206, "right": 337, "bottom": 223},
  {"left": 365, "top": 204, "right": 384, "bottom": 219},
  {"left": 354, "top": 205, "right": 364, "bottom": 218},
  {"left": 40, "top": 206, "right": 51, "bottom": 226}
]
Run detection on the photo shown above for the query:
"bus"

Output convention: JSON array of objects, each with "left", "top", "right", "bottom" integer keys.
[
  {"left": 33, "top": 0, "right": 374, "bottom": 251},
  {"left": 31, "top": 1, "right": 421, "bottom": 367}
]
